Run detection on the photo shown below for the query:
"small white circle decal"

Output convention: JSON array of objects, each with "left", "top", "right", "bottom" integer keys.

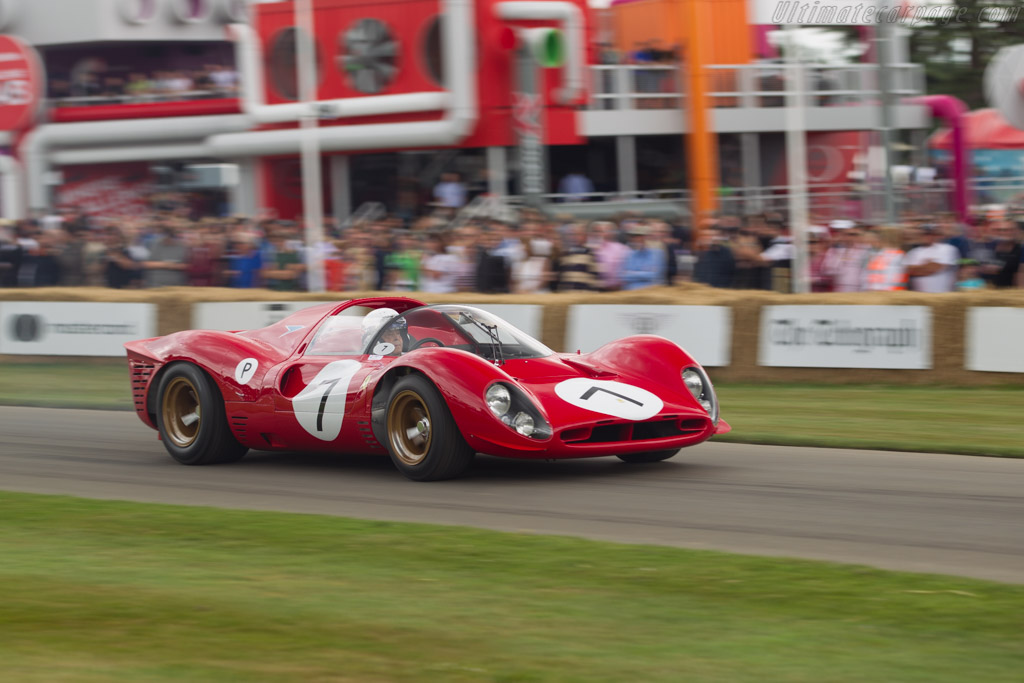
[
  {"left": 235, "top": 358, "right": 259, "bottom": 385},
  {"left": 554, "top": 378, "right": 663, "bottom": 420},
  {"left": 372, "top": 341, "right": 395, "bottom": 355}
]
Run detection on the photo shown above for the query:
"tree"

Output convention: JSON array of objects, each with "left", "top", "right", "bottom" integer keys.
[{"left": 909, "top": 0, "right": 1024, "bottom": 110}]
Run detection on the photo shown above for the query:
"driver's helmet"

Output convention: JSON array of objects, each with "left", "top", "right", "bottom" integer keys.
[{"left": 361, "top": 307, "right": 406, "bottom": 349}]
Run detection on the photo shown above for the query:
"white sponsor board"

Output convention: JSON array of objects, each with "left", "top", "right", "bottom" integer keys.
[
  {"left": 565, "top": 305, "right": 732, "bottom": 367},
  {"left": 966, "top": 307, "right": 1024, "bottom": 373},
  {"left": 759, "top": 305, "right": 931, "bottom": 369},
  {"left": 193, "top": 301, "right": 326, "bottom": 331},
  {"left": 466, "top": 303, "right": 543, "bottom": 340},
  {"left": 0, "top": 302, "right": 156, "bottom": 356}
]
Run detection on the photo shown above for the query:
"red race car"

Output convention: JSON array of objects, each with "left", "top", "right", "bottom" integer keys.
[{"left": 126, "top": 297, "right": 730, "bottom": 481}]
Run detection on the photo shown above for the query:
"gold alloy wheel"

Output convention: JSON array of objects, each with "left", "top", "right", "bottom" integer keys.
[
  {"left": 387, "top": 390, "right": 432, "bottom": 466},
  {"left": 162, "top": 376, "right": 202, "bottom": 448}
]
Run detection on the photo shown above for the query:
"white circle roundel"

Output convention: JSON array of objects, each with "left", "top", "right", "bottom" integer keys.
[
  {"left": 554, "top": 378, "right": 663, "bottom": 421},
  {"left": 235, "top": 358, "right": 259, "bottom": 384}
]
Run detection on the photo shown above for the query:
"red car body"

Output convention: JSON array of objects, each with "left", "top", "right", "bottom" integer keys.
[{"left": 126, "top": 297, "right": 730, "bottom": 479}]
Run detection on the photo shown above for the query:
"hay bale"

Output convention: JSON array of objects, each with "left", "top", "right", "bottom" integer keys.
[{"left": 3, "top": 286, "right": 1024, "bottom": 386}]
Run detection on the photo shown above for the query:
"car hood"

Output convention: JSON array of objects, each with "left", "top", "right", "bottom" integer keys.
[
  {"left": 502, "top": 354, "right": 616, "bottom": 384},
  {"left": 501, "top": 354, "right": 706, "bottom": 426}
]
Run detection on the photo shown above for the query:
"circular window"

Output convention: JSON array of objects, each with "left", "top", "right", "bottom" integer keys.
[
  {"left": 118, "top": 0, "right": 159, "bottom": 25},
  {"left": 338, "top": 18, "right": 399, "bottom": 94},
  {"left": 219, "top": 0, "right": 248, "bottom": 23},
  {"left": 421, "top": 15, "right": 443, "bottom": 87},
  {"left": 170, "top": 0, "right": 212, "bottom": 23},
  {"left": 268, "top": 27, "right": 323, "bottom": 101}
]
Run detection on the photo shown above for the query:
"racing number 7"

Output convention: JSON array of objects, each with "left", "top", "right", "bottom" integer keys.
[
  {"left": 316, "top": 378, "right": 341, "bottom": 431},
  {"left": 580, "top": 385, "right": 643, "bottom": 407}
]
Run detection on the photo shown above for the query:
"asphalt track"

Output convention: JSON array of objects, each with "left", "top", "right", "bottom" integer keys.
[{"left": 1, "top": 406, "right": 1021, "bottom": 583}]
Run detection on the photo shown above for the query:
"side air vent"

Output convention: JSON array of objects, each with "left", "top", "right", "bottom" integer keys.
[
  {"left": 229, "top": 415, "right": 249, "bottom": 440},
  {"left": 357, "top": 420, "right": 383, "bottom": 449},
  {"left": 130, "top": 362, "right": 155, "bottom": 412}
]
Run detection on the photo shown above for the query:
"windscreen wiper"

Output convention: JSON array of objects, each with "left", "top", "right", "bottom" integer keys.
[{"left": 458, "top": 313, "right": 504, "bottom": 366}]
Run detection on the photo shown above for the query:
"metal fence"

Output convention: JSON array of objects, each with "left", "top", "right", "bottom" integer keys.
[
  {"left": 588, "top": 62, "right": 926, "bottom": 111},
  {"left": 500, "top": 177, "right": 1024, "bottom": 223}
]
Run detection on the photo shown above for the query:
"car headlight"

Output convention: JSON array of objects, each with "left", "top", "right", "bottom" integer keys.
[
  {"left": 485, "top": 382, "right": 551, "bottom": 440},
  {"left": 486, "top": 384, "right": 511, "bottom": 417},
  {"left": 682, "top": 369, "right": 703, "bottom": 399},
  {"left": 681, "top": 366, "right": 719, "bottom": 426},
  {"left": 512, "top": 412, "right": 535, "bottom": 436}
]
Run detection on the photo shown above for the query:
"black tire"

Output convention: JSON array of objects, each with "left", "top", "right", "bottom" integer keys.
[
  {"left": 616, "top": 449, "right": 679, "bottom": 464},
  {"left": 155, "top": 363, "right": 248, "bottom": 466},
  {"left": 384, "top": 374, "right": 474, "bottom": 481}
]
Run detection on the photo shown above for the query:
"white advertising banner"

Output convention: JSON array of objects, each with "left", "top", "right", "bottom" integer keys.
[
  {"left": 759, "top": 305, "right": 931, "bottom": 369},
  {"left": 966, "top": 307, "right": 1024, "bottom": 373},
  {"left": 565, "top": 305, "right": 732, "bottom": 367},
  {"left": 0, "top": 302, "right": 156, "bottom": 356},
  {"left": 192, "top": 301, "right": 327, "bottom": 331},
  {"left": 467, "top": 303, "right": 543, "bottom": 340}
]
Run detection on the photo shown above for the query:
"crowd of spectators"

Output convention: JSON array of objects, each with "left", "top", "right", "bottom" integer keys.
[
  {"left": 2, "top": 201, "right": 1021, "bottom": 295},
  {"left": 0, "top": 203, "right": 687, "bottom": 294},
  {"left": 693, "top": 210, "right": 1024, "bottom": 293},
  {"left": 50, "top": 64, "right": 239, "bottom": 103}
]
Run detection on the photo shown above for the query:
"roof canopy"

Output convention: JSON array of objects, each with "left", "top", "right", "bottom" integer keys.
[{"left": 930, "top": 108, "right": 1024, "bottom": 150}]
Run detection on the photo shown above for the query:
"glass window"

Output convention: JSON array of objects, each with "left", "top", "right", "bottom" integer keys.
[
  {"left": 363, "top": 305, "right": 553, "bottom": 361},
  {"left": 305, "top": 306, "right": 373, "bottom": 356}
]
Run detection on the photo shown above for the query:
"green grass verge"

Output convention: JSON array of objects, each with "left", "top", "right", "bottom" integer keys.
[
  {"left": 1, "top": 491, "right": 1021, "bottom": 682},
  {"left": 0, "top": 361, "right": 130, "bottom": 411},
  {"left": 2, "top": 362, "right": 1023, "bottom": 456},
  {"left": 715, "top": 383, "right": 1024, "bottom": 457}
]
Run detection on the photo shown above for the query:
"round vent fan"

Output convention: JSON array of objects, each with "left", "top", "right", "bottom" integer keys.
[{"left": 339, "top": 18, "right": 399, "bottom": 94}]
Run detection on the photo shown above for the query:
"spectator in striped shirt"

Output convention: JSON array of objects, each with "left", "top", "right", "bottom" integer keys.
[{"left": 552, "top": 223, "right": 600, "bottom": 291}]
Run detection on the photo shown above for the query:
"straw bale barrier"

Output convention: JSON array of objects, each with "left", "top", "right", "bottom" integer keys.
[{"left": 3, "top": 286, "right": 1024, "bottom": 386}]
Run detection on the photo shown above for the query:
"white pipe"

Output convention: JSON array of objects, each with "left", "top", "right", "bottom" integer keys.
[
  {"left": 227, "top": 23, "right": 450, "bottom": 124},
  {"left": 20, "top": 114, "right": 250, "bottom": 210},
  {"left": 52, "top": 144, "right": 213, "bottom": 165},
  {"left": 0, "top": 154, "right": 24, "bottom": 219},
  {"left": 210, "top": 0, "right": 477, "bottom": 157},
  {"left": 296, "top": 0, "right": 325, "bottom": 292},
  {"left": 495, "top": 1, "right": 585, "bottom": 104}
]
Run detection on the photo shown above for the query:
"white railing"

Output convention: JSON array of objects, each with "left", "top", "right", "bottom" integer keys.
[
  {"left": 588, "top": 64, "right": 684, "bottom": 111},
  {"left": 507, "top": 188, "right": 691, "bottom": 205},
  {"left": 588, "top": 63, "right": 926, "bottom": 111},
  {"left": 503, "top": 176, "right": 1024, "bottom": 222}
]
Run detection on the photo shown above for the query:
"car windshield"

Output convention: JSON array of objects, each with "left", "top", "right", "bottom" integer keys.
[{"left": 366, "top": 305, "right": 553, "bottom": 361}]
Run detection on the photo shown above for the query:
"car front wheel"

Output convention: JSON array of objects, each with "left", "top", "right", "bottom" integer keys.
[
  {"left": 385, "top": 374, "right": 474, "bottom": 481},
  {"left": 155, "top": 363, "right": 248, "bottom": 466}
]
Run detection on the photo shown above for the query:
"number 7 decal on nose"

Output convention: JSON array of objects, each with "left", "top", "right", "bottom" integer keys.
[
  {"left": 555, "top": 378, "right": 663, "bottom": 420},
  {"left": 292, "top": 360, "right": 361, "bottom": 440}
]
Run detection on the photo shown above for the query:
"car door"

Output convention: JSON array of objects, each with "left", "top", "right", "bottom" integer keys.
[{"left": 267, "top": 309, "right": 394, "bottom": 452}]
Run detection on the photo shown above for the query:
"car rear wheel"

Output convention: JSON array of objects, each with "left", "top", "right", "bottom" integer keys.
[
  {"left": 156, "top": 363, "right": 248, "bottom": 466},
  {"left": 616, "top": 449, "right": 679, "bottom": 464},
  {"left": 385, "top": 374, "right": 474, "bottom": 481}
]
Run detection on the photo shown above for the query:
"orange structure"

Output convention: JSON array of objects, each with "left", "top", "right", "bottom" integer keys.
[{"left": 610, "top": 0, "right": 751, "bottom": 223}]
